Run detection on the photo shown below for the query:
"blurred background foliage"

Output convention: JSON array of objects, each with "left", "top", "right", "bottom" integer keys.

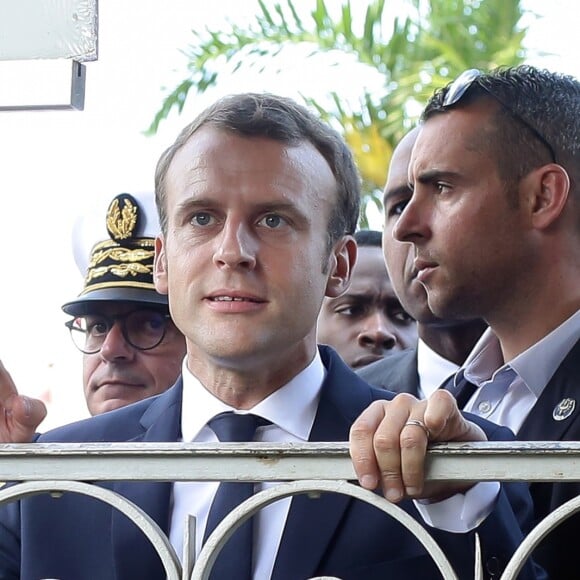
[{"left": 148, "top": 0, "right": 529, "bottom": 226}]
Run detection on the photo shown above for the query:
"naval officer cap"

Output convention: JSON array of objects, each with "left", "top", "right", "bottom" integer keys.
[{"left": 62, "top": 192, "right": 167, "bottom": 316}]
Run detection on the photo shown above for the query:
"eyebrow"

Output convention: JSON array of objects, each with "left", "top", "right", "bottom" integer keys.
[
  {"left": 383, "top": 184, "right": 412, "bottom": 206},
  {"left": 414, "top": 169, "right": 461, "bottom": 185},
  {"left": 177, "top": 197, "right": 302, "bottom": 215}
]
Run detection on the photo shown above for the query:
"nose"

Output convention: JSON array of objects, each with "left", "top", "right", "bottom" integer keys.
[
  {"left": 358, "top": 312, "right": 397, "bottom": 351},
  {"left": 213, "top": 221, "right": 257, "bottom": 270},
  {"left": 392, "top": 193, "right": 430, "bottom": 244},
  {"left": 99, "top": 322, "right": 135, "bottom": 362}
]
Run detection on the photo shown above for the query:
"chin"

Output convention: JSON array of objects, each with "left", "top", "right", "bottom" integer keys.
[{"left": 91, "top": 399, "right": 130, "bottom": 416}]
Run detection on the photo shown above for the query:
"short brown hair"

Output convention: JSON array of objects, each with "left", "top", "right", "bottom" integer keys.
[{"left": 154, "top": 93, "right": 361, "bottom": 250}]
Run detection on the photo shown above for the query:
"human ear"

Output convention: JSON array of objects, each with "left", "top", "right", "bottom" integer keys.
[
  {"left": 153, "top": 236, "right": 169, "bottom": 295},
  {"left": 325, "top": 235, "right": 357, "bottom": 298},
  {"left": 524, "top": 164, "right": 570, "bottom": 230}
]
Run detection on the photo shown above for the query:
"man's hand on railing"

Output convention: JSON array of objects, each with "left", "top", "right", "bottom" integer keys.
[
  {"left": 349, "top": 390, "right": 487, "bottom": 503},
  {"left": 0, "top": 360, "right": 46, "bottom": 443}
]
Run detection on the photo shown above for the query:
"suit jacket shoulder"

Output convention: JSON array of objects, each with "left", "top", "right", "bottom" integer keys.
[
  {"left": 356, "top": 348, "right": 419, "bottom": 395},
  {"left": 37, "top": 378, "right": 184, "bottom": 444}
]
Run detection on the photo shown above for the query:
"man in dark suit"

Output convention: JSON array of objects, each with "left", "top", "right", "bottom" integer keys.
[
  {"left": 317, "top": 229, "right": 417, "bottom": 369},
  {"left": 355, "top": 66, "right": 580, "bottom": 579},
  {"left": 65, "top": 190, "right": 187, "bottom": 416},
  {"left": 359, "top": 128, "right": 486, "bottom": 397},
  {"left": 0, "top": 92, "right": 542, "bottom": 579}
]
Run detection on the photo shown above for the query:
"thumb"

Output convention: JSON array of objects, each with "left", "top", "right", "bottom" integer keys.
[{"left": 5, "top": 396, "right": 47, "bottom": 442}]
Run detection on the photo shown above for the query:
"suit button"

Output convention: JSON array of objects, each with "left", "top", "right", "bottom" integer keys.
[{"left": 486, "top": 556, "right": 502, "bottom": 577}]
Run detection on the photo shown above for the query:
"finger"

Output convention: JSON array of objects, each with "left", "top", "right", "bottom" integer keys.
[
  {"left": 0, "top": 360, "right": 19, "bottom": 400},
  {"left": 349, "top": 400, "right": 388, "bottom": 491},
  {"left": 1, "top": 396, "right": 47, "bottom": 443},
  {"left": 425, "top": 390, "right": 487, "bottom": 442},
  {"left": 373, "top": 394, "right": 423, "bottom": 502},
  {"left": 0, "top": 361, "right": 47, "bottom": 443},
  {"left": 400, "top": 417, "right": 430, "bottom": 497},
  {"left": 12, "top": 396, "right": 47, "bottom": 431},
  {"left": 416, "top": 391, "right": 487, "bottom": 499}
]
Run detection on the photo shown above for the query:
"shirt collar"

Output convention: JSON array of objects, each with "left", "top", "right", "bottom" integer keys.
[
  {"left": 461, "top": 309, "right": 580, "bottom": 397},
  {"left": 417, "top": 339, "right": 461, "bottom": 398},
  {"left": 180, "top": 350, "right": 326, "bottom": 442}
]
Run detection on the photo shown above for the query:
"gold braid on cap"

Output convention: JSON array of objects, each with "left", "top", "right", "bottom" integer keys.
[
  {"left": 81, "top": 193, "right": 157, "bottom": 295},
  {"left": 106, "top": 197, "right": 138, "bottom": 240}
]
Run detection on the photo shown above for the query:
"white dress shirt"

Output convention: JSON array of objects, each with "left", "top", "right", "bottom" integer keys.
[
  {"left": 417, "top": 338, "right": 462, "bottom": 399},
  {"left": 461, "top": 309, "right": 580, "bottom": 433},
  {"left": 170, "top": 351, "right": 323, "bottom": 580},
  {"left": 170, "top": 349, "right": 504, "bottom": 578}
]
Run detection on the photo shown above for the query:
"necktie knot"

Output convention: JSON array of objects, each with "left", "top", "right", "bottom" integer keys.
[{"left": 208, "top": 412, "right": 268, "bottom": 443}]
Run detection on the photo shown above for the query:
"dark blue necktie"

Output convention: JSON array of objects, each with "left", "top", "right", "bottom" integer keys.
[
  {"left": 449, "top": 376, "right": 479, "bottom": 409},
  {"left": 203, "top": 412, "right": 267, "bottom": 580},
  {"left": 442, "top": 373, "right": 478, "bottom": 409}
]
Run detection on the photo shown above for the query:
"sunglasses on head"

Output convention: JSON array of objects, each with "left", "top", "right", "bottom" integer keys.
[{"left": 443, "top": 68, "right": 557, "bottom": 163}]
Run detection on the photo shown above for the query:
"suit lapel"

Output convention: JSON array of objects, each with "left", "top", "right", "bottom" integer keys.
[
  {"left": 358, "top": 348, "right": 421, "bottom": 396},
  {"left": 390, "top": 349, "right": 421, "bottom": 396},
  {"left": 111, "top": 380, "right": 183, "bottom": 580},
  {"left": 271, "top": 348, "right": 374, "bottom": 580},
  {"left": 518, "top": 340, "right": 580, "bottom": 441}
]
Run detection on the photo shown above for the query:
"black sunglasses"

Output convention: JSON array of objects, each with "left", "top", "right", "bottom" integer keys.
[{"left": 443, "top": 68, "right": 557, "bottom": 163}]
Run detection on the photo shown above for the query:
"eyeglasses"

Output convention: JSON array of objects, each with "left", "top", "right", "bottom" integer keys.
[
  {"left": 65, "top": 309, "right": 172, "bottom": 354},
  {"left": 443, "top": 68, "right": 557, "bottom": 163}
]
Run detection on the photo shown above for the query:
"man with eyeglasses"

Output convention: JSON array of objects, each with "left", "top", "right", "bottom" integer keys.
[
  {"left": 63, "top": 191, "right": 186, "bottom": 416},
  {"left": 0, "top": 192, "right": 186, "bottom": 424},
  {"left": 356, "top": 65, "right": 580, "bottom": 578}
]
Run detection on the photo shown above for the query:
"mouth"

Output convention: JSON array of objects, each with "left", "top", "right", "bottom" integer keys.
[
  {"left": 95, "top": 381, "right": 143, "bottom": 392},
  {"left": 205, "top": 291, "right": 267, "bottom": 312},
  {"left": 208, "top": 295, "right": 263, "bottom": 303},
  {"left": 413, "top": 258, "right": 438, "bottom": 282},
  {"left": 408, "top": 267, "right": 420, "bottom": 282}
]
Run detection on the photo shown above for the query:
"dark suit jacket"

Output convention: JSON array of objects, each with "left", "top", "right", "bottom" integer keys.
[
  {"left": 357, "top": 348, "right": 420, "bottom": 396},
  {"left": 449, "top": 338, "right": 580, "bottom": 579},
  {"left": 0, "top": 347, "right": 542, "bottom": 580}
]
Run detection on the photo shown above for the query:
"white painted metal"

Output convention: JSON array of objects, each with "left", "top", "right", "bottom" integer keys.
[
  {"left": 1, "top": 441, "right": 580, "bottom": 481},
  {"left": 500, "top": 494, "right": 580, "bottom": 579},
  {"left": 0, "top": 441, "right": 578, "bottom": 578},
  {"left": 0, "top": 480, "right": 181, "bottom": 579},
  {"left": 194, "top": 479, "right": 459, "bottom": 580}
]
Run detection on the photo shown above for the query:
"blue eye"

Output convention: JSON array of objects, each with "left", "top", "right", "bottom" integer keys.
[
  {"left": 259, "top": 214, "right": 285, "bottom": 229},
  {"left": 191, "top": 212, "right": 213, "bottom": 226}
]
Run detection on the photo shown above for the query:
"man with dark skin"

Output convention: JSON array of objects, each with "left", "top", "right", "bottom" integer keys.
[
  {"left": 317, "top": 229, "right": 417, "bottom": 369},
  {"left": 359, "top": 129, "right": 486, "bottom": 397}
]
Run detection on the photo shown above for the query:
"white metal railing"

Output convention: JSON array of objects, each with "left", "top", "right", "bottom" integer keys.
[{"left": 1, "top": 441, "right": 580, "bottom": 579}]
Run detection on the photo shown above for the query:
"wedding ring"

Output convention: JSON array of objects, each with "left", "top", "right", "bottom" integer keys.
[{"left": 403, "top": 419, "right": 431, "bottom": 440}]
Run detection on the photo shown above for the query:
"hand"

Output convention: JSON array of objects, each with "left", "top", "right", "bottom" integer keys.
[
  {"left": 0, "top": 360, "right": 47, "bottom": 443},
  {"left": 349, "top": 390, "right": 486, "bottom": 503}
]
